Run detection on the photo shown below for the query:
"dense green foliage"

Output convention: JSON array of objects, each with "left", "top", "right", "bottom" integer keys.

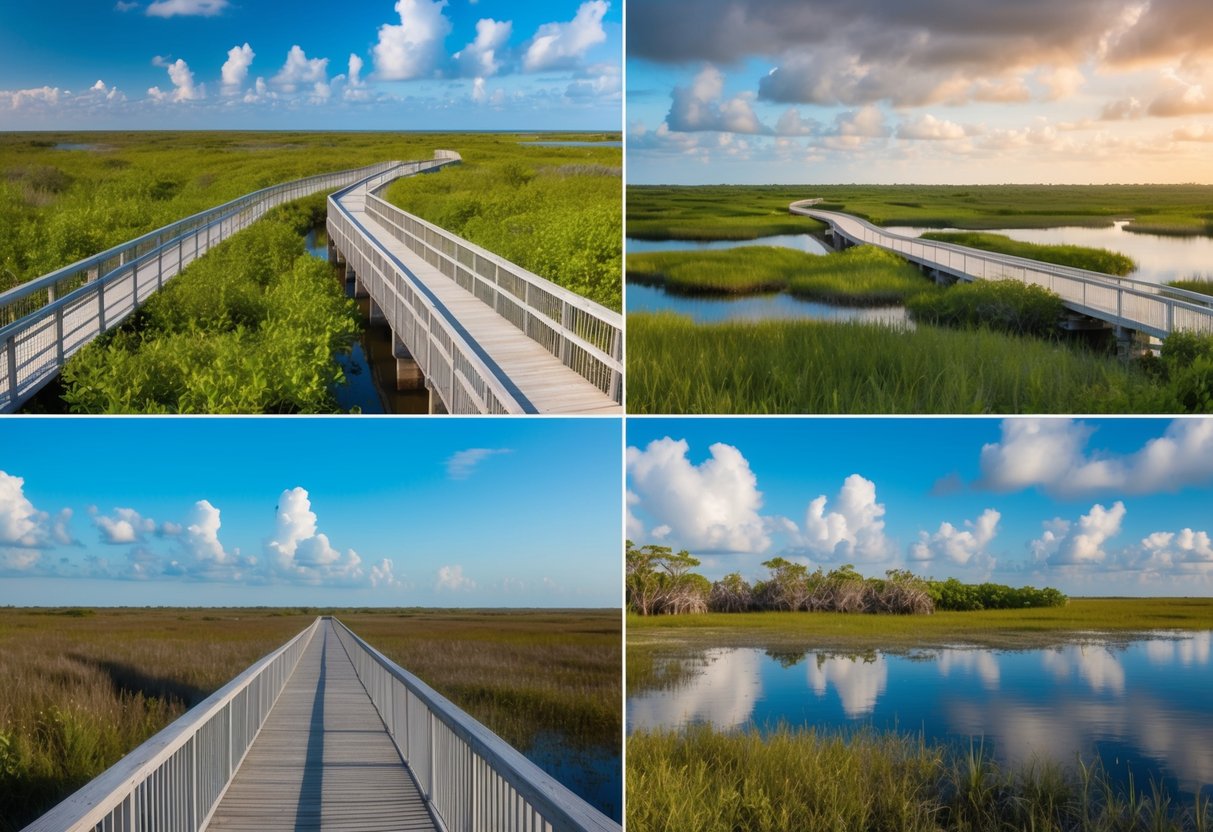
[
  {"left": 907, "top": 279, "right": 1068, "bottom": 337},
  {"left": 626, "top": 543, "right": 1065, "bottom": 617},
  {"left": 0, "top": 131, "right": 620, "bottom": 298},
  {"left": 628, "top": 725, "right": 1212, "bottom": 832},
  {"left": 60, "top": 212, "right": 359, "bottom": 413},
  {"left": 919, "top": 230, "right": 1137, "bottom": 275},
  {"left": 1141, "top": 331, "right": 1213, "bottom": 413},
  {"left": 628, "top": 183, "right": 1213, "bottom": 241},
  {"left": 384, "top": 140, "right": 621, "bottom": 309},
  {"left": 627, "top": 245, "right": 935, "bottom": 305},
  {"left": 1168, "top": 277, "right": 1213, "bottom": 296},
  {"left": 626, "top": 312, "right": 1170, "bottom": 413}
]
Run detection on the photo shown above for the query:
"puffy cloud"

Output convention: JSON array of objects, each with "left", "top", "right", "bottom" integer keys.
[
  {"left": 910, "top": 509, "right": 1000, "bottom": 566},
  {"left": 182, "top": 499, "right": 230, "bottom": 565},
  {"left": 1100, "top": 96, "right": 1144, "bottom": 120},
  {"left": 1173, "top": 124, "right": 1213, "bottom": 141},
  {"left": 808, "top": 653, "right": 888, "bottom": 717},
  {"left": 523, "top": 0, "right": 608, "bottom": 72},
  {"left": 455, "top": 18, "right": 512, "bottom": 78},
  {"left": 796, "top": 474, "right": 892, "bottom": 562},
  {"left": 832, "top": 105, "right": 889, "bottom": 138},
  {"left": 93, "top": 507, "right": 156, "bottom": 545},
  {"left": 344, "top": 54, "right": 369, "bottom": 101},
  {"left": 221, "top": 43, "right": 255, "bottom": 95},
  {"left": 446, "top": 447, "right": 511, "bottom": 479},
  {"left": 666, "top": 65, "right": 770, "bottom": 135},
  {"left": 370, "top": 559, "right": 399, "bottom": 588},
  {"left": 0, "top": 471, "right": 57, "bottom": 548},
  {"left": 897, "top": 113, "right": 968, "bottom": 141},
  {"left": 980, "top": 419, "right": 1213, "bottom": 498},
  {"left": 565, "top": 64, "right": 622, "bottom": 99},
  {"left": 626, "top": 437, "right": 769, "bottom": 553},
  {"left": 436, "top": 564, "right": 474, "bottom": 591},
  {"left": 273, "top": 45, "right": 328, "bottom": 93},
  {"left": 265, "top": 487, "right": 368, "bottom": 585},
  {"left": 1135, "top": 528, "right": 1213, "bottom": 574},
  {"left": 148, "top": 57, "right": 203, "bottom": 102},
  {"left": 146, "top": 0, "right": 227, "bottom": 16},
  {"left": 373, "top": 0, "right": 453, "bottom": 81},
  {"left": 1031, "top": 501, "right": 1126, "bottom": 566},
  {"left": 774, "top": 108, "right": 820, "bottom": 137},
  {"left": 1038, "top": 65, "right": 1086, "bottom": 100},
  {"left": 4, "top": 86, "right": 61, "bottom": 109}
]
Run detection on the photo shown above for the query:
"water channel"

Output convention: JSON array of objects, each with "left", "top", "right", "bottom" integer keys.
[{"left": 628, "top": 633, "right": 1213, "bottom": 799}]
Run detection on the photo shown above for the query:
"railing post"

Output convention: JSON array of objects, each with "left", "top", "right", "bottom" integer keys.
[
  {"left": 55, "top": 306, "right": 64, "bottom": 367},
  {"left": 97, "top": 279, "right": 107, "bottom": 332},
  {"left": 5, "top": 334, "right": 16, "bottom": 405}
]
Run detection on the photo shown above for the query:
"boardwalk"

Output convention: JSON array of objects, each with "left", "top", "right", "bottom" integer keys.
[
  {"left": 328, "top": 165, "right": 622, "bottom": 415},
  {"left": 208, "top": 622, "right": 436, "bottom": 832},
  {"left": 791, "top": 199, "right": 1213, "bottom": 339}
]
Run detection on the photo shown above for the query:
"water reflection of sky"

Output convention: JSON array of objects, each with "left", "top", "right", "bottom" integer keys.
[
  {"left": 627, "top": 632, "right": 1213, "bottom": 796},
  {"left": 885, "top": 222, "right": 1213, "bottom": 285},
  {"left": 626, "top": 283, "right": 911, "bottom": 326},
  {"left": 626, "top": 234, "right": 830, "bottom": 255}
]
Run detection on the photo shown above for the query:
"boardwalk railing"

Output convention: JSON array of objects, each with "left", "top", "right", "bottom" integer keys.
[
  {"left": 331, "top": 618, "right": 620, "bottom": 832},
  {"left": 328, "top": 155, "right": 623, "bottom": 414},
  {"left": 0, "top": 161, "right": 398, "bottom": 413},
  {"left": 21, "top": 618, "right": 321, "bottom": 832},
  {"left": 791, "top": 199, "right": 1213, "bottom": 339}
]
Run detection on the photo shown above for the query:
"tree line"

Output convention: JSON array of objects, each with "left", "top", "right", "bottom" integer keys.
[{"left": 625, "top": 542, "right": 1067, "bottom": 616}]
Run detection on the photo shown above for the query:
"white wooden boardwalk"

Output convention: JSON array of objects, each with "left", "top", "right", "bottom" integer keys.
[
  {"left": 336, "top": 188, "right": 621, "bottom": 414},
  {"left": 207, "top": 622, "right": 437, "bottom": 832}
]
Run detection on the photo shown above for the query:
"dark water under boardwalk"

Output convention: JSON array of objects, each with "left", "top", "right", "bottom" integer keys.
[{"left": 628, "top": 632, "right": 1213, "bottom": 800}]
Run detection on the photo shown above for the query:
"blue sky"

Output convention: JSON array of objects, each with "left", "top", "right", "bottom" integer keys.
[
  {"left": 627, "top": 418, "right": 1213, "bottom": 597},
  {"left": 0, "top": 0, "right": 620, "bottom": 130},
  {"left": 0, "top": 418, "right": 622, "bottom": 607},
  {"left": 627, "top": 0, "right": 1213, "bottom": 184}
]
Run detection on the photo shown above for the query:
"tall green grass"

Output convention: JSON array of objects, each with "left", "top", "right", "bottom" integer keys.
[
  {"left": 626, "top": 312, "right": 1167, "bottom": 414},
  {"left": 1168, "top": 277, "right": 1213, "bottom": 296},
  {"left": 628, "top": 725, "right": 1213, "bottom": 832},
  {"left": 908, "top": 279, "right": 1067, "bottom": 337},
  {"left": 919, "top": 230, "right": 1137, "bottom": 275}
]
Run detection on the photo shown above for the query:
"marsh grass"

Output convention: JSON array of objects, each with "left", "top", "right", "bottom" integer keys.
[
  {"left": 1168, "top": 277, "right": 1213, "bottom": 297},
  {"left": 919, "top": 230, "right": 1137, "bottom": 275},
  {"left": 627, "top": 245, "right": 936, "bottom": 305},
  {"left": 0, "top": 608, "right": 620, "bottom": 831},
  {"left": 908, "top": 279, "right": 1068, "bottom": 337},
  {"left": 626, "top": 312, "right": 1164, "bottom": 414},
  {"left": 628, "top": 725, "right": 1213, "bottom": 832}
]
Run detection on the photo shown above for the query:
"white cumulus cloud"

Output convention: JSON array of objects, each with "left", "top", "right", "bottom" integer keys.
[
  {"left": 274, "top": 46, "right": 328, "bottom": 93},
  {"left": 910, "top": 508, "right": 1000, "bottom": 565},
  {"left": 666, "top": 64, "right": 770, "bottom": 135},
  {"left": 146, "top": 0, "right": 227, "bottom": 16},
  {"left": 221, "top": 43, "right": 255, "bottom": 95},
  {"left": 1031, "top": 501, "right": 1126, "bottom": 566},
  {"left": 455, "top": 18, "right": 512, "bottom": 78},
  {"left": 436, "top": 564, "right": 474, "bottom": 591},
  {"left": 795, "top": 474, "right": 892, "bottom": 562},
  {"left": 265, "top": 487, "right": 369, "bottom": 585},
  {"left": 523, "top": 0, "right": 608, "bottom": 72},
  {"left": 148, "top": 57, "right": 204, "bottom": 102},
  {"left": 626, "top": 437, "right": 769, "bottom": 553},
  {"left": 373, "top": 0, "right": 453, "bottom": 81},
  {"left": 94, "top": 507, "right": 157, "bottom": 545}
]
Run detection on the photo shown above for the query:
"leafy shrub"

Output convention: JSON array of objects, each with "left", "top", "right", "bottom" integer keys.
[{"left": 907, "top": 279, "right": 1065, "bottom": 337}]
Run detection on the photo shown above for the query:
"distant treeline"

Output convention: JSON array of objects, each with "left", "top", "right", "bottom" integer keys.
[{"left": 625, "top": 542, "right": 1067, "bottom": 616}]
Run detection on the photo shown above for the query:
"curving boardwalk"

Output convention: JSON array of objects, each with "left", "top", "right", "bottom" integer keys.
[
  {"left": 791, "top": 199, "right": 1213, "bottom": 340},
  {"left": 328, "top": 159, "right": 622, "bottom": 415},
  {"left": 207, "top": 621, "right": 436, "bottom": 832}
]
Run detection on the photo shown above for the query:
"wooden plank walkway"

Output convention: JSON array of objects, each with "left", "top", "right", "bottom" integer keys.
[
  {"left": 207, "top": 622, "right": 437, "bottom": 832},
  {"left": 339, "top": 190, "right": 621, "bottom": 415}
]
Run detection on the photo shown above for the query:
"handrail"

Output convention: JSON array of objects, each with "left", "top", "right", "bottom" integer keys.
[
  {"left": 327, "top": 159, "right": 536, "bottom": 414},
  {"left": 791, "top": 199, "right": 1213, "bottom": 338},
  {"left": 20, "top": 618, "right": 321, "bottom": 832},
  {"left": 330, "top": 618, "right": 620, "bottom": 832},
  {"left": 0, "top": 161, "right": 400, "bottom": 412}
]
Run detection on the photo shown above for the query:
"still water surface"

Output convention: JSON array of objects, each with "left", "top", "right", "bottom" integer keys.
[
  {"left": 627, "top": 233, "right": 829, "bottom": 255},
  {"left": 627, "top": 282, "right": 909, "bottom": 326},
  {"left": 628, "top": 633, "right": 1213, "bottom": 797}
]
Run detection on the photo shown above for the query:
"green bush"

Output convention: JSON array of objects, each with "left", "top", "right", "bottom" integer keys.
[
  {"left": 920, "top": 230, "right": 1137, "bottom": 275},
  {"left": 907, "top": 279, "right": 1066, "bottom": 337}
]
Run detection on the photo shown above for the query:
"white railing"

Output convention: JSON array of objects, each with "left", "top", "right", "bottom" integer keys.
[
  {"left": 20, "top": 619, "right": 321, "bottom": 832},
  {"left": 327, "top": 159, "right": 533, "bottom": 414},
  {"left": 792, "top": 200, "right": 1213, "bottom": 339},
  {"left": 0, "top": 162, "right": 398, "bottom": 413},
  {"left": 330, "top": 618, "right": 620, "bottom": 832}
]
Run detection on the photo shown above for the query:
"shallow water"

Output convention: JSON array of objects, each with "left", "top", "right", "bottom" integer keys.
[
  {"left": 627, "top": 233, "right": 829, "bottom": 255},
  {"left": 626, "top": 282, "right": 910, "bottom": 326},
  {"left": 525, "top": 734, "right": 621, "bottom": 822},
  {"left": 627, "top": 632, "right": 1213, "bottom": 798},
  {"left": 885, "top": 222, "right": 1213, "bottom": 285}
]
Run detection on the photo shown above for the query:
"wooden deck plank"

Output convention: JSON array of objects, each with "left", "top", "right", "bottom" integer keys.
[{"left": 206, "top": 622, "right": 437, "bottom": 832}]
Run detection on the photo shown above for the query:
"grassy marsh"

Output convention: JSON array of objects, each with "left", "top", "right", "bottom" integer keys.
[{"left": 919, "top": 230, "right": 1137, "bottom": 275}]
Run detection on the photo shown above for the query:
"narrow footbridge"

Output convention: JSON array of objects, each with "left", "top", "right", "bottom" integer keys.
[
  {"left": 791, "top": 199, "right": 1213, "bottom": 340},
  {"left": 22, "top": 617, "right": 619, "bottom": 832},
  {"left": 327, "top": 155, "right": 622, "bottom": 414}
]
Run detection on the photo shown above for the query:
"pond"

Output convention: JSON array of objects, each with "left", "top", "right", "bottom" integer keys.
[
  {"left": 627, "top": 233, "right": 829, "bottom": 255},
  {"left": 525, "top": 734, "right": 620, "bottom": 822},
  {"left": 627, "top": 632, "right": 1213, "bottom": 799},
  {"left": 885, "top": 222, "right": 1213, "bottom": 285},
  {"left": 627, "top": 282, "right": 910, "bottom": 326}
]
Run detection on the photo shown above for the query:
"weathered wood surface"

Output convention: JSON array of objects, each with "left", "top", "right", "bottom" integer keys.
[{"left": 207, "top": 622, "right": 437, "bottom": 832}]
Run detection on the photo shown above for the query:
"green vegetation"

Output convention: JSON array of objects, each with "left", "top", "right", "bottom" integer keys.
[
  {"left": 0, "top": 131, "right": 620, "bottom": 302},
  {"left": 1167, "top": 276, "right": 1213, "bottom": 296},
  {"left": 627, "top": 183, "right": 1213, "bottom": 241},
  {"left": 628, "top": 725, "right": 1212, "bottom": 832},
  {"left": 59, "top": 207, "right": 359, "bottom": 413},
  {"left": 383, "top": 139, "right": 621, "bottom": 310},
  {"left": 626, "top": 312, "right": 1172, "bottom": 413},
  {"left": 626, "top": 544, "right": 1064, "bottom": 618},
  {"left": 907, "top": 279, "right": 1067, "bottom": 337},
  {"left": 919, "top": 230, "right": 1137, "bottom": 275},
  {"left": 1141, "top": 331, "right": 1213, "bottom": 413},
  {"left": 627, "top": 245, "right": 935, "bottom": 305},
  {"left": 0, "top": 607, "right": 620, "bottom": 831}
]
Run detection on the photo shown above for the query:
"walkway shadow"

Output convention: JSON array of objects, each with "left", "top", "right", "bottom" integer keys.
[
  {"left": 68, "top": 654, "right": 208, "bottom": 706},
  {"left": 295, "top": 630, "right": 327, "bottom": 830}
]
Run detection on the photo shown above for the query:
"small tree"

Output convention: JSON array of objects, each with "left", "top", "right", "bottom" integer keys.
[
  {"left": 709, "top": 572, "right": 754, "bottom": 612},
  {"left": 757, "top": 557, "right": 811, "bottom": 611}
]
